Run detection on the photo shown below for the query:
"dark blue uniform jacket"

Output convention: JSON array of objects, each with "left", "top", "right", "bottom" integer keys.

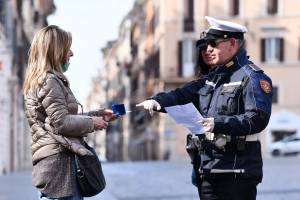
[{"left": 153, "top": 48, "right": 272, "bottom": 181}]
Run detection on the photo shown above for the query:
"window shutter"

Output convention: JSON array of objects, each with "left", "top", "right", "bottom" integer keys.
[
  {"left": 260, "top": 38, "right": 266, "bottom": 62},
  {"left": 192, "top": 40, "right": 197, "bottom": 76},
  {"left": 272, "top": 86, "right": 278, "bottom": 104},
  {"left": 233, "top": 0, "right": 240, "bottom": 16},
  {"left": 178, "top": 41, "right": 183, "bottom": 77},
  {"left": 279, "top": 38, "right": 284, "bottom": 62},
  {"left": 183, "top": 0, "right": 194, "bottom": 32},
  {"left": 189, "top": 0, "right": 194, "bottom": 19},
  {"left": 299, "top": 38, "right": 300, "bottom": 60},
  {"left": 192, "top": 40, "right": 197, "bottom": 64},
  {"left": 267, "top": 0, "right": 278, "bottom": 14},
  {"left": 273, "top": 0, "right": 278, "bottom": 14}
]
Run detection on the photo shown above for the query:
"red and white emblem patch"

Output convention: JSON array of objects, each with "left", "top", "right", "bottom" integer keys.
[{"left": 260, "top": 80, "right": 272, "bottom": 94}]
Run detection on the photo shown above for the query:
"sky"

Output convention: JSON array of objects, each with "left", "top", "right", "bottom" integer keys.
[{"left": 48, "top": 0, "right": 135, "bottom": 104}]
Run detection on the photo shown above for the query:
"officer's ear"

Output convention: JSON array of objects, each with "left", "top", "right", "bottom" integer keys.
[
  {"left": 229, "top": 38, "right": 237, "bottom": 47},
  {"left": 229, "top": 38, "right": 240, "bottom": 51}
]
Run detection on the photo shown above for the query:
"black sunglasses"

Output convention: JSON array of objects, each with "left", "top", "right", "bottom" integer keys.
[{"left": 199, "top": 39, "right": 230, "bottom": 50}]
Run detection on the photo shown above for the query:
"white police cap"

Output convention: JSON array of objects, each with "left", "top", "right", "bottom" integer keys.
[
  {"left": 205, "top": 16, "right": 248, "bottom": 33},
  {"left": 196, "top": 16, "right": 248, "bottom": 49},
  {"left": 202, "top": 16, "right": 247, "bottom": 40}
]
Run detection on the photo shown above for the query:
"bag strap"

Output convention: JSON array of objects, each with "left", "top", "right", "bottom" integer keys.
[{"left": 74, "top": 154, "right": 85, "bottom": 178}]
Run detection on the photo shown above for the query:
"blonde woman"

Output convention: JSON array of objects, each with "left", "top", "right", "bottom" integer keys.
[{"left": 23, "top": 25, "right": 117, "bottom": 200}]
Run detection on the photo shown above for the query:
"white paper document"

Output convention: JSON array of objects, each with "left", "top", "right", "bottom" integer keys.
[{"left": 165, "top": 103, "right": 204, "bottom": 134}]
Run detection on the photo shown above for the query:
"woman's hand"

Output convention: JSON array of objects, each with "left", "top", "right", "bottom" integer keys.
[
  {"left": 102, "top": 109, "right": 119, "bottom": 122},
  {"left": 92, "top": 117, "right": 108, "bottom": 130}
]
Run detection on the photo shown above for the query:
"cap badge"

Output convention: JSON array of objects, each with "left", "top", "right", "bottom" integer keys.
[
  {"left": 225, "top": 61, "right": 234, "bottom": 68},
  {"left": 224, "top": 35, "right": 228, "bottom": 38},
  {"left": 260, "top": 80, "right": 272, "bottom": 94},
  {"left": 200, "top": 31, "right": 207, "bottom": 39}
]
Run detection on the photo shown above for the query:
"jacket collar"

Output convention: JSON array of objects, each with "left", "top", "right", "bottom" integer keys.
[
  {"left": 49, "top": 69, "right": 70, "bottom": 86},
  {"left": 215, "top": 47, "right": 248, "bottom": 74},
  {"left": 232, "top": 47, "right": 248, "bottom": 68}
]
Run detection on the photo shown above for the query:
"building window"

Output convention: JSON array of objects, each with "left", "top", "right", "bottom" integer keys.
[
  {"left": 272, "top": 86, "right": 278, "bottom": 104},
  {"left": 261, "top": 37, "right": 284, "bottom": 63},
  {"left": 33, "top": 11, "right": 39, "bottom": 24},
  {"left": 154, "top": 7, "right": 159, "bottom": 30},
  {"left": 229, "top": 0, "right": 240, "bottom": 16},
  {"left": 0, "top": 0, "right": 6, "bottom": 26},
  {"left": 298, "top": 37, "right": 300, "bottom": 61},
  {"left": 130, "top": 25, "right": 139, "bottom": 58},
  {"left": 178, "top": 39, "right": 196, "bottom": 78},
  {"left": 148, "top": 15, "right": 155, "bottom": 34},
  {"left": 183, "top": 0, "right": 194, "bottom": 32},
  {"left": 131, "top": 76, "right": 139, "bottom": 93},
  {"left": 267, "top": 0, "right": 278, "bottom": 15}
]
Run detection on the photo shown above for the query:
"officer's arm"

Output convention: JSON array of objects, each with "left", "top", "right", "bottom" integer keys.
[
  {"left": 152, "top": 79, "right": 204, "bottom": 112},
  {"left": 213, "top": 73, "right": 272, "bottom": 136}
]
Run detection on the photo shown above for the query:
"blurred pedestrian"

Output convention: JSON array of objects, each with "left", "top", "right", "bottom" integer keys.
[
  {"left": 137, "top": 16, "right": 272, "bottom": 200},
  {"left": 23, "top": 25, "right": 117, "bottom": 200}
]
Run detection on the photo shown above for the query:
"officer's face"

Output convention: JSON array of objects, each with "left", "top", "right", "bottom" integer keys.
[{"left": 201, "top": 38, "right": 236, "bottom": 66}]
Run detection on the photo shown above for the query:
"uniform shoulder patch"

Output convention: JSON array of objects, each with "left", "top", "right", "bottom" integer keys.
[
  {"left": 249, "top": 64, "right": 263, "bottom": 72},
  {"left": 260, "top": 80, "right": 272, "bottom": 94}
]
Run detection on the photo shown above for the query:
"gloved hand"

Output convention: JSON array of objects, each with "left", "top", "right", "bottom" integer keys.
[
  {"left": 136, "top": 100, "right": 161, "bottom": 116},
  {"left": 198, "top": 117, "right": 215, "bottom": 133}
]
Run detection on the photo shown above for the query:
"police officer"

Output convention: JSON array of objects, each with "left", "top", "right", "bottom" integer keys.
[{"left": 137, "top": 16, "right": 272, "bottom": 200}]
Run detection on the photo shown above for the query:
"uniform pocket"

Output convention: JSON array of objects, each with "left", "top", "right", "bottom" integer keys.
[
  {"left": 217, "top": 85, "right": 242, "bottom": 115},
  {"left": 198, "top": 86, "right": 214, "bottom": 114}
]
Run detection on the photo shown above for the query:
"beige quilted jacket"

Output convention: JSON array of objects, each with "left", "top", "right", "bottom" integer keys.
[
  {"left": 24, "top": 70, "right": 103, "bottom": 197},
  {"left": 25, "top": 70, "right": 96, "bottom": 164}
]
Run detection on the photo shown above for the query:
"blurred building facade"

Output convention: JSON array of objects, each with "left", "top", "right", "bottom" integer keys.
[
  {"left": 87, "top": 0, "right": 300, "bottom": 160},
  {"left": 0, "top": 0, "right": 55, "bottom": 175}
]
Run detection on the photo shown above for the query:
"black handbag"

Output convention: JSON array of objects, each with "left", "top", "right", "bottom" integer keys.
[{"left": 74, "top": 142, "right": 106, "bottom": 197}]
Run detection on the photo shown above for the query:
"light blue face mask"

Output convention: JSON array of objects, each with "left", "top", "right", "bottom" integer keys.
[{"left": 61, "top": 62, "right": 70, "bottom": 73}]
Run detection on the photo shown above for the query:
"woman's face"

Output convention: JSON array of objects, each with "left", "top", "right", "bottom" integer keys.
[{"left": 65, "top": 49, "right": 73, "bottom": 63}]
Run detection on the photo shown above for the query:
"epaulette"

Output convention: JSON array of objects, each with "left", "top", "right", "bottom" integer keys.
[{"left": 248, "top": 64, "right": 263, "bottom": 72}]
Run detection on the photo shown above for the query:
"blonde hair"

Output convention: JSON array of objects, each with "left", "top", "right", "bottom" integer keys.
[{"left": 23, "top": 25, "right": 72, "bottom": 95}]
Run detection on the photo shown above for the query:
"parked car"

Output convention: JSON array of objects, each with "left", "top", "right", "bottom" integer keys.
[{"left": 269, "top": 135, "right": 300, "bottom": 156}]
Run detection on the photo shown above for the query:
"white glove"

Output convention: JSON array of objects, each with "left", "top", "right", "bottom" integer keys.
[
  {"left": 198, "top": 117, "right": 215, "bottom": 133},
  {"left": 136, "top": 100, "right": 161, "bottom": 116}
]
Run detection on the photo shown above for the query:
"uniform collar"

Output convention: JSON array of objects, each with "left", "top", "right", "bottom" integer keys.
[
  {"left": 231, "top": 47, "right": 248, "bottom": 68},
  {"left": 216, "top": 47, "right": 248, "bottom": 73}
]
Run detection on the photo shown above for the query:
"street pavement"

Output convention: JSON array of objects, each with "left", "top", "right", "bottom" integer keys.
[{"left": 0, "top": 157, "right": 300, "bottom": 200}]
